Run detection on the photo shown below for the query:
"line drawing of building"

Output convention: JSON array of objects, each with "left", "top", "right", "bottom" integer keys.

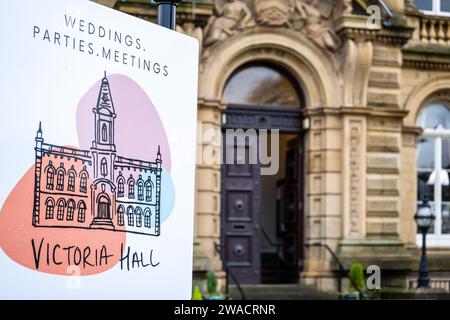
[{"left": 32, "top": 73, "right": 162, "bottom": 237}]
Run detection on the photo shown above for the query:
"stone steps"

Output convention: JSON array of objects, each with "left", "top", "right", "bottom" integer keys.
[{"left": 228, "top": 284, "right": 338, "bottom": 300}]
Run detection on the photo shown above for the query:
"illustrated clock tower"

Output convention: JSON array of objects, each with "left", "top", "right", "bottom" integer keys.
[{"left": 90, "top": 72, "right": 117, "bottom": 229}]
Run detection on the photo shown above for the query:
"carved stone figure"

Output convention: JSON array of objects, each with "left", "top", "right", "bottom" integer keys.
[
  {"left": 342, "top": 0, "right": 353, "bottom": 14},
  {"left": 255, "top": 0, "right": 292, "bottom": 27},
  {"left": 204, "top": 0, "right": 255, "bottom": 47},
  {"left": 292, "top": 0, "right": 341, "bottom": 51}
]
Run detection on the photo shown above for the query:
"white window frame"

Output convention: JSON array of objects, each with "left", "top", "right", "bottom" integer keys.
[
  {"left": 417, "top": 126, "right": 450, "bottom": 247},
  {"left": 419, "top": 0, "right": 450, "bottom": 17}
]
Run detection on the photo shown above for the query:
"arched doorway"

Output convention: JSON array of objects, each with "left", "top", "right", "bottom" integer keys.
[
  {"left": 97, "top": 194, "right": 111, "bottom": 219},
  {"left": 221, "top": 62, "right": 304, "bottom": 285}
]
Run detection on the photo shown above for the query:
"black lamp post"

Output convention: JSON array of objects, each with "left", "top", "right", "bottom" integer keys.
[
  {"left": 154, "top": 0, "right": 182, "bottom": 30},
  {"left": 414, "top": 194, "right": 435, "bottom": 288}
]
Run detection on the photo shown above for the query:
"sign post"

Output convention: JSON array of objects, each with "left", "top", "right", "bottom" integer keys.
[
  {"left": 154, "top": 0, "right": 182, "bottom": 30},
  {"left": 0, "top": 0, "right": 198, "bottom": 299}
]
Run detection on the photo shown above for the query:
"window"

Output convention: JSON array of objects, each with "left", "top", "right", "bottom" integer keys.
[
  {"left": 417, "top": 102, "right": 450, "bottom": 246},
  {"left": 414, "top": 0, "right": 450, "bottom": 15},
  {"left": 57, "top": 199, "right": 65, "bottom": 220},
  {"left": 102, "top": 123, "right": 108, "bottom": 142},
  {"left": 56, "top": 168, "right": 65, "bottom": 191},
  {"left": 46, "top": 166, "right": 55, "bottom": 190},
  {"left": 67, "top": 200, "right": 75, "bottom": 221},
  {"left": 117, "top": 206, "right": 124, "bottom": 226},
  {"left": 144, "top": 208, "right": 151, "bottom": 228},
  {"left": 45, "top": 198, "right": 55, "bottom": 219},
  {"left": 127, "top": 206, "right": 134, "bottom": 226},
  {"left": 222, "top": 64, "right": 301, "bottom": 108},
  {"left": 135, "top": 207, "right": 142, "bottom": 227},
  {"left": 78, "top": 201, "right": 86, "bottom": 223},
  {"left": 117, "top": 176, "right": 125, "bottom": 197},
  {"left": 68, "top": 171, "right": 76, "bottom": 192},
  {"left": 101, "top": 158, "right": 108, "bottom": 177},
  {"left": 146, "top": 180, "right": 153, "bottom": 202},
  {"left": 138, "top": 180, "right": 144, "bottom": 201},
  {"left": 80, "top": 171, "right": 88, "bottom": 193},
  {"left": 128, "top": 178, "right": 135, "bottom": 199}
]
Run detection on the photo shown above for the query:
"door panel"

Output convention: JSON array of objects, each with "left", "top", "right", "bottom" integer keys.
[
  {"left": 281, "top": 137, "right": 303, "bottom": 282},
  {"left": 221, "top": 105, "right": 303, "bottom": 285},
  {"left": 221, "top": 139, "right": 261, "bottom": 284}
]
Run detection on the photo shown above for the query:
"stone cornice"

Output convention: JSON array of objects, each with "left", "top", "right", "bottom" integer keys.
[
  {"left": 334, "top": 14, "right": 414, "bottom": 45},
  {"left": 402, "top": 125, "right": 423, "bottom": 136},
  {"left": 115, "top": 1, "right": 213, "bottom": 27},
  {"left": 402, "top": 45, "right": 450, "bottom": 70},
  {"left": 197, "top": 98, "right": 226, "bottom": 111},
  {"left": 303, "top": 106, "right": 409, "bottom": 119}
]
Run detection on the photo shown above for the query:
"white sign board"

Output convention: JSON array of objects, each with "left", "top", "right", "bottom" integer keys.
[{"left": 0, "top": 0, "right": 198, "bottom": 299}]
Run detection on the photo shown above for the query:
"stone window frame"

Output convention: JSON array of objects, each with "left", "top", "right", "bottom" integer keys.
[
  {"left": 415, "top": 0, "right": 450, "bottom": 16},
  {"left": 416, "top": 101, "right": 450, "bottom": 247}
]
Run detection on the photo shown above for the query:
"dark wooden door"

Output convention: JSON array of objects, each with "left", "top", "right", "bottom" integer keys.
[
  {"left": 221, "top": 138, "right": 261, "bottom": 285},
  {"left": 281, "top": 137, "right": 303, "bottom": 282},
  {"left": 221, "top": 104, "right": 303, "bottom": 285},
  {"left": 98, "top": 197, "right": 111, "bottom": 219}
]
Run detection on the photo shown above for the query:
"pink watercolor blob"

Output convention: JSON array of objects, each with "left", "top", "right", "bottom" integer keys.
[{"left": 76, "top": 74, "right": 171, "bottom": 172}]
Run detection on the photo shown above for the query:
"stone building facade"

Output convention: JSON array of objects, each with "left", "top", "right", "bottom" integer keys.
[{"left": 98, "top": 0, "right": 450, "bottom": 294}]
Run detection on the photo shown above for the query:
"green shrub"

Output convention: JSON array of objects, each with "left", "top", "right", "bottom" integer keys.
[
  {"left": 192, "top": 286, "right": 203, "bottom": 300},
  {"left": 348, "top": 263, "right": 365, "bottom": 292},
  {"left": 207, "top": 271, "right": 218, "bottom": 295}
]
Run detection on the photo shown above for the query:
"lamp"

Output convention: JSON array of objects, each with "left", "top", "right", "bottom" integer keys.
[{"left": 414, "top": 194, "right": 435, "bottom": 288}]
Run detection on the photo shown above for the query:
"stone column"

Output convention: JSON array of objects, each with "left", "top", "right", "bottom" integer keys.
[
  {"left": 302, "top": 111, "right": 344, "bottom": 292},
  {"left": 400, "top": 126, "right": 422, "bottom": 248},
  {"left": 194, "top": 98, "right": 225, "bottom": 288}
]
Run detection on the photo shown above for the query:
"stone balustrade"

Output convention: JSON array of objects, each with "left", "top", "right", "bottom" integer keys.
[{"left": 419, "top": 16, "right": 450, "bottom": 44}]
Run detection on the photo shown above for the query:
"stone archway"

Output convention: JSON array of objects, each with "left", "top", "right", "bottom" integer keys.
[
  {"left": 195, "top": 28, "right": 342, "bottom": 287},
  {"left": 199, "top": 28, "right": 340, "bottom": 108}
]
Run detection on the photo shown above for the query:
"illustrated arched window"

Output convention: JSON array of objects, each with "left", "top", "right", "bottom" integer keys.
[
  {"left": 144, "top": 208, "right": 152, "bottom": 228},
  {"left": 135, "top": 207, "right": 143, "bottom": 227},
  {"left": 67, "top": 199, "right": 75, "bottom": 221},
  {"left": 68, "top": 170, "right": 76, "bottom": 192},
  {"left": 128, "top": 178, "right": 135, "bottom": 199},
  {"left": 417, "top": 102, "right": 450, "bottom": 240},
  {"left": 117, "top": 205, "right": 125, "bottom": 226},
  {"left": 127, "top": 206, "right": 134, "bottom": 226},
  {"left": 146, "top": 180, "right": 153, "bottom": 202},
  {"left": 80, "top": 171, "right": 88, "bottom": 193},
  {"left": 45, "top": 197, "right": 55, "bottom": 219},
  {"left": 137, "top": 180, "right": 144, "bottom": 201},
  {"left": 56, "top": 168, "right": 65, "bottom": 191},
  {"left": 102, "top": 123, "right": 108, "bottom": 142},
  {"left": 117, "top": 176, "right": 125, "bottom": 197},
  {"left": 56, "top": 198, "right": 65, "bottom": 220},
  {"left": 77, "top": 201, "right": 86, "bottom": 223},
  {"left": 46, "top": 165, "right": 55, "bottom": 190},
  {"left": 101, "top": 158, "right": 108, "bottom": 177},
  {"left": 222, "top": 64, "right": 302, "bottom": 108}
]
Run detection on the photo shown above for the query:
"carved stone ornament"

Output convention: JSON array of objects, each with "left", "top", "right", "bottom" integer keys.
[
  {"left": 203, "top": 0, "right": 343, "bottom": 52},
  {"left": 255, "top": 0, "right": 292, "bottom": 27},
  {"left": 342, "top": 0, "right": 352, "bottom": 14},
  {"left": 203, "top": 0, "right": 256, "bottom": 47},
  {"left": 291, "top": 0, "right": 341, "bottom": 51}
]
